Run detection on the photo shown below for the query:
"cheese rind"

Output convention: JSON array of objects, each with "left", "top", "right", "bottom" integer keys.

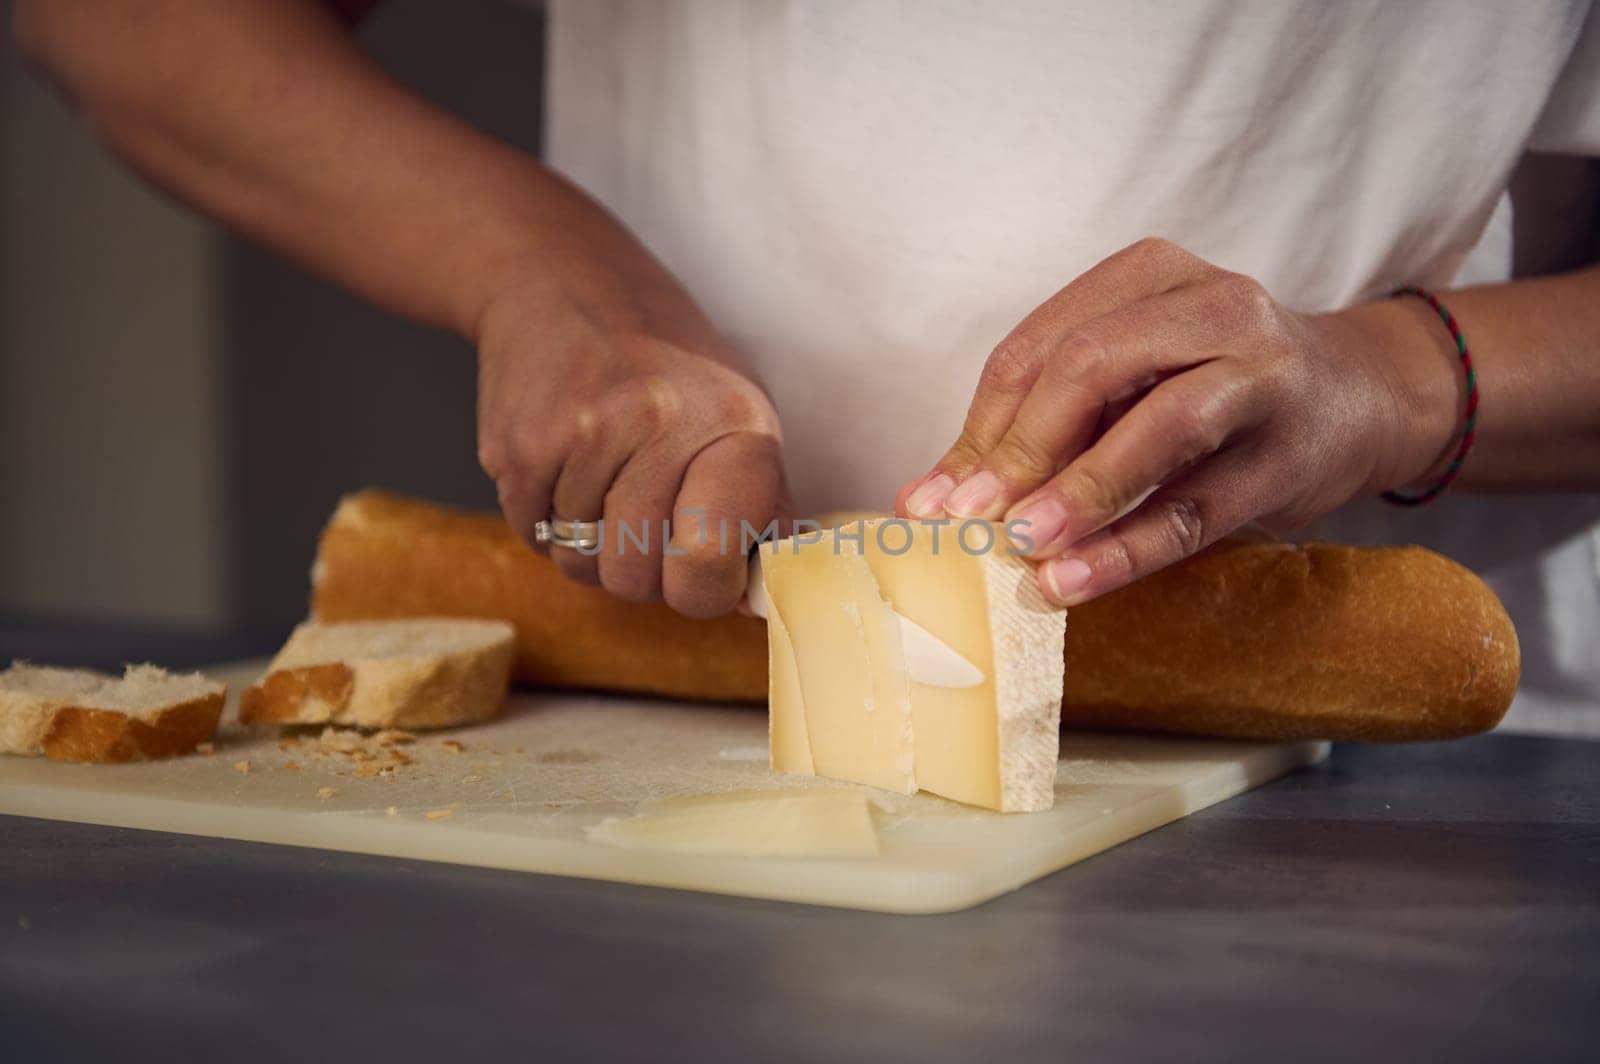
[
  {"left": 763, "top": 520, "right": 1066, "bottom": 812},
  {"left": 980, "top": 550, "right": 1069, "bottom": 812}
]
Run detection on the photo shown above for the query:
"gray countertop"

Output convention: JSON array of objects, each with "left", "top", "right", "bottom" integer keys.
[{"left": 2, "top": 626, "right": 1597, "bottom": 1062}]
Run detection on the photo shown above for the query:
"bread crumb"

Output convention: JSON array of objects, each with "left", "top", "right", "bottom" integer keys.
[
  {"left": 355, "top": 764, "right": 381, "bottom": 779},
  {"left": 441, "top": 739, "right": 465, "bottom": 753},
  {"left": 385, "top": 806, "right": 399, "bottom": 816},
  {"left": 425, "top": 808, "right": 453, "bottom": 821},
  {"left": 233, "top": 760, "right": 251, "bottom": 774},
  {"left": 512, "top": 745, "right": 524, "bottom": 754},
  {"left": 194, "top": 742, "right": 215, "bottom": 756},
  {"left": 388, "top": 749, "right": 413, "bottom": 766},
  {"left": 316, "top": 786, "right": 337, "bottom": 800},
  {"left": 375, "top": 729, "right": 416, "bottom": 746},
  {"left": 282, "top": 761, "right": 302, "bottom": 772},
  {"left": 317, "top": 727, "right": 363, "bottom": 754},
  {"left": 461, "top": 774, "right": 484, "bottom": 784},
  {"left": 278, "top": 737, "right": 302, "bottom": 751}
]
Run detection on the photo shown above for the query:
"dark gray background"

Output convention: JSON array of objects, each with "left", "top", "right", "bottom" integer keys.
[{"left": 0, "top": 0, "right": 539, "bottom": 639}]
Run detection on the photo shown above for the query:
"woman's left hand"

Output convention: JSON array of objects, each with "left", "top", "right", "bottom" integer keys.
[{"left": 895, "top": 237, "right": 1461, "bottom": 606}]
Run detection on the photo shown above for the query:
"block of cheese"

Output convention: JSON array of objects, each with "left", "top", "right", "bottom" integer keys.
[{"left": 761, "top": 519, "right": 1067, "bottom": 812}]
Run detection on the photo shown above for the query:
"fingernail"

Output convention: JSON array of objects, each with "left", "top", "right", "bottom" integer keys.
[
  {"left": 1041, "top": 557, "right": 1092, "bottom": 605},
  {"left": 905, "top": 473, "right": 956, "bottom": 518},
  {"left": 1007, "top": 497, "right": 1069, "bottom": 553},
  {"left": 944, "top": 471, "right": 1000, "bottom": 518}
]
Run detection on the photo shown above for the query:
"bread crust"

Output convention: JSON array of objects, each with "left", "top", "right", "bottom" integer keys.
[
  {"left": 38, "top": 693, "right": 225, "bottom": 763},
  {"left": 309, "top": 491, "right": 1522, "bottom": 742},
  {"left": 239, "top": 627, "right": 515, "bottom": 730},
  {"left": 239, "top": 663, "right": 355, "bottom": 725}
]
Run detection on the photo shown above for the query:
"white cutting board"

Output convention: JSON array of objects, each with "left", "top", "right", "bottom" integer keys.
[{"left": 0, "top": 662, "right": 1327, "bottom": 914}]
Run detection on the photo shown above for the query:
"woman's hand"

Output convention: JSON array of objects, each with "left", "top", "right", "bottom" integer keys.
[
  {"left": 476, "top": 267, "right": 788, "bottom": 619},
  {"left": 896, "top": 238, "right": 1462, "bottom": 606},
  {"left": 14, "top": 0, "right": 791, "bottom": 621}
]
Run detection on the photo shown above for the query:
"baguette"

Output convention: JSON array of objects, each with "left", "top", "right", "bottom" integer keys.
[
  {"left": 240, "top": 618, "right": 515, "bottom": 729},
  {"left": 1059, "top": 538, "right": 1519, "bottom": 741},
  {"left": 309, "top": 490, "right": 1520, "bottom": 741},
  {"left": 0, "top": 663, "right": 224, "bottom": 762},
  {"left": 311, "top": 492, "right": 767, "bottom": 703}
]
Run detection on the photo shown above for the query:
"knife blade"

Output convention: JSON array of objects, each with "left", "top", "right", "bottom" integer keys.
[{"left": 746, "top": 552, "right": 985, "bottom": 689}]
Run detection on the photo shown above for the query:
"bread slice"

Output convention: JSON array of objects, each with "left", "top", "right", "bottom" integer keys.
[
  {"left": 0, "top": 663, "right": 225, "bottom": 762},
  {"left": 240, "top": 618, "right": 515, "bottom": 729}
]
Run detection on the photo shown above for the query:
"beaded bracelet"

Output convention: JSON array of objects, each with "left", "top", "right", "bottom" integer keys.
[{"left": 1380, "top": 285, "right": 1479, "bottom": 507}]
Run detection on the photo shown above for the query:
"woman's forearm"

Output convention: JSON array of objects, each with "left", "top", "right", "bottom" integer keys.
[
  {"left": 1347, "top": 263, "right": 1600, "bottom": 493},
  {"left": 13, "top": 0, "right": 699, "bottom": 343},
  {"left": 16, "top": 0, "right": 788, "bottom": 617}
]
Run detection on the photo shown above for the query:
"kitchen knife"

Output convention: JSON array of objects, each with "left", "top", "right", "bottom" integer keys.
[{"left": 746, "top": 552, "right": 985, "bottom": 689}]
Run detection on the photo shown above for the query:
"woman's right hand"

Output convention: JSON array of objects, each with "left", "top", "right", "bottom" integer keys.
[
  {"left": 474, "top": 267, "right": 788, "bottom": 619},
  {"left": 13, "top": 0, "right": 788, "bottom": 620}
]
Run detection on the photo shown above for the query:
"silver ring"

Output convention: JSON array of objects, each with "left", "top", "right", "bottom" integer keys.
[{"left": 536, "top": 516, "right": 603, "bottom": 551}]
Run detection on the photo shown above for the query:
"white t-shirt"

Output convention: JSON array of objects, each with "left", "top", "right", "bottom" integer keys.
[{"left": 545, "top": 0, "right": 1600, "bottom": 734}]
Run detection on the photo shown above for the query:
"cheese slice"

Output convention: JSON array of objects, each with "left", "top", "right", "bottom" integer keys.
[
  {"left": 761, "top": 537, "right": 915, "bottom": 794},
  {"left": 587, "top": 788, "right": 880, "bottom": 858},
  {"left": 763, "top": 519, "right": 1066, "bottom": 812},
  {"left": 765, "top": 602, "right": 813, "bottom": 775}
]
